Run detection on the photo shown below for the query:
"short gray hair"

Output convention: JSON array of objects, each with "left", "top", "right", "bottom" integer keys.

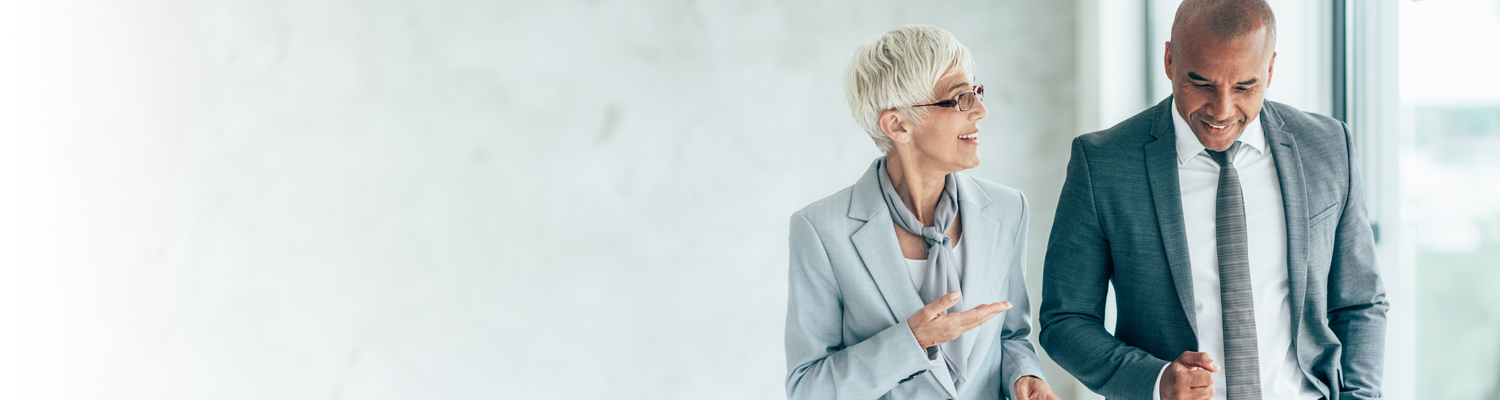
[{"left": 845, "top": 25, "right": 974, "bottom": 153}]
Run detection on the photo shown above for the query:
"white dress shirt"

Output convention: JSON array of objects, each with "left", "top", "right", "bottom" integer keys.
[{"left": 1151, "top": 100, "right": 1322, "bottom": 400}]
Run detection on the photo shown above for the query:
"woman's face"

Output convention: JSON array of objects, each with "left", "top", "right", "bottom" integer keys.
[{"left": 898, "top": 72, "right": 988, "bottom": 173}]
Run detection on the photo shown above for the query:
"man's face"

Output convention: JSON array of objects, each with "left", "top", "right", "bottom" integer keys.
[{"left": 1165, "top": 23, "right": 1276, "bottom": 152}]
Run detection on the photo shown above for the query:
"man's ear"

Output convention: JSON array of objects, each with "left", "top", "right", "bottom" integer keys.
[
  {"left": 1163, "top": 41, "right": 1175, "bottom": 82},
  {"left": 879, "top": 110, "right": 912, "bottom": 144},
  {"left": 1265, "top": 51, "right": 1277, "bottom": 88}
]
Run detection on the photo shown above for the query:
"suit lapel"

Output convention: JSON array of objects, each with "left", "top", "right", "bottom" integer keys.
[
  {"left": 851, "top": 221, "right": 927, "bottom": 322},
  {"left": 1143, "top": 97, "right": 1200, "bottom": 337},
  {"left": 955, "top": 173, "right": 1003, "bottom": 384},
  {"left": 848, "top": 159, "right": 927, "bottom": 325},
  {"left": 1262, "top": 105, "right": 1309, "bottom": 340},
  {"left": 847, "top": 160, "right": 977, "bottom": 399}
]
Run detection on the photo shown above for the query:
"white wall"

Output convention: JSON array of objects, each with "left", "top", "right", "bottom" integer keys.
[{"left": 0, "top": 1, "right": 1078, "bottom": 399}]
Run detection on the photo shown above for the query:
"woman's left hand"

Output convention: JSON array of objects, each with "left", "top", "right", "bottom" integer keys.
[{"left": 1014, "top": 376, "right": 1060, "bottom": 400}]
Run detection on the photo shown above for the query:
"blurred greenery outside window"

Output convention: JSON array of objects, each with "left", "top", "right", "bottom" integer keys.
[{"left": 1399, "top": 1, "right": 1500, "bottom": 399}]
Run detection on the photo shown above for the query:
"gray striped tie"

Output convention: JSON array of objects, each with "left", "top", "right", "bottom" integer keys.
[{"left": 1208, "top": 142, "right": 1261, "bottom": 400}]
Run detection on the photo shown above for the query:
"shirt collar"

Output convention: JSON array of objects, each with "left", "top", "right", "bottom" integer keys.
[{"left": 1170, "top": 98, "right": 1266, "bottom": 165}]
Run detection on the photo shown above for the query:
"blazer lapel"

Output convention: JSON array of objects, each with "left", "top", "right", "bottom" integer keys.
[
  {"left": 1261, "top": 105, "right": 1309, "bottom": 341},
  {"left": 1143, "top": 97, "right": 1201, "bottom": 337},
  {"left": 955, "top": 173, "right": 1003, "bottom": 383},
  {"left": 848, "top": 159, "right": 927, "bottom": 325},
  {"left": 847, "top": 159, "right": 964, "bottom": 400}
]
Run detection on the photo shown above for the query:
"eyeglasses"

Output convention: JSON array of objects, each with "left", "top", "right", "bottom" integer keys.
[{"left": 911, "top": 84, "right": 984, "bottom": 112}]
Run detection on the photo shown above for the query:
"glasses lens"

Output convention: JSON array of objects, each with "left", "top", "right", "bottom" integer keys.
[
  {"left": 975, "top": 84, "right": 984, "bottom": 101},
  {"left": 957, "top": 92, "right": 975, "bottom": 111}
]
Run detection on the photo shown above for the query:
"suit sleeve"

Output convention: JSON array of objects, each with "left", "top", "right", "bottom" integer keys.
[
  {"left": 1327, "top": 123, "right": 1389, "bottom": 400},
  {"left": 1038, "top": 137, "right": 1170, "bottom": 399},
  {"left": 999, "top": 192, "right": 1048, "bottom": 399},
  {"left": 784, "top": 211, "right": 936, "bottom": 400}
]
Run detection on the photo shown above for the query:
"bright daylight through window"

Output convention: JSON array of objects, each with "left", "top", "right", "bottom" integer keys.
[{"left": 1400, "top": 1, "right": 1500, "bottom": 399}]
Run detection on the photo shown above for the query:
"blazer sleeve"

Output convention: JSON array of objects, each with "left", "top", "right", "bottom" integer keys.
[
  {"left": 1038, "top": 137, "right": 1170, "bottom": 399},
  {"left": 1326, "top": 123, "right": 1390, "bottom": 400},
  {"left": 998, "top": 192, "right": 1048, "bottom": 399},
  {"left": 784, "top": 211, "right": 936, "bottom": 400}
]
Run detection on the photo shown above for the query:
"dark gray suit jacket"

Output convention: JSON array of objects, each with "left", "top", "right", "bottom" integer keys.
[{"left": 1038, "top": 98, "right": 1388, "bottom": 400}]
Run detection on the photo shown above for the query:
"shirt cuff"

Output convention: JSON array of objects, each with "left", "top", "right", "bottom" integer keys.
[{"left": 1152, "top": 363, "right": 1169, "bottom": 400}]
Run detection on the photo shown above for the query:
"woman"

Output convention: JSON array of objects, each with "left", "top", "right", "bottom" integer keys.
[{"left": 784, "top": 25, "right": 1059, "bottom": 400}]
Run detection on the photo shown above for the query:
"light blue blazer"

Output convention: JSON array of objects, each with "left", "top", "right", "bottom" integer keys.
[{"left": 785, "top": 158, "right": 1046, "bottom": 400}]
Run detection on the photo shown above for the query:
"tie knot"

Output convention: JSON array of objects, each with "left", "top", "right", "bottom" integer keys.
[{"left": 1207, "top": 141, "right": 1243, "bottom": 167}]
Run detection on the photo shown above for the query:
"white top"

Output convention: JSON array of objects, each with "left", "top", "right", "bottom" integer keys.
[
  {"left": 903, "top": 239, "right": 964, "bottom": 289},
  {"left": 1151, "top": 100, "right": 1322, "bottom": 400},
  {"left": 904, "top": 239, "right": 967, "bottom": 391}
]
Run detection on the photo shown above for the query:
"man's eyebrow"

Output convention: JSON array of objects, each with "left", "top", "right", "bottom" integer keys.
[{"left": 1185, "top": 72, "right": 1260, "bottom": 86}]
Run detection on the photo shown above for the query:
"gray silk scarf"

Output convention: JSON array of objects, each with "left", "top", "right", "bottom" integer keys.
[{"left": 876, "top": 157, "right": 968, "bottom": 388}]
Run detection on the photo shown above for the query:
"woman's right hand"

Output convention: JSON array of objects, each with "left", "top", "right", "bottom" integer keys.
[{"left": 907, "top": 290, "right": 1011, "bottom": 349}]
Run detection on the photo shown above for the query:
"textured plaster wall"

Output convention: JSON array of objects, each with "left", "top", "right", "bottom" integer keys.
[{"left": 0, "top": 1, "right": 1077, "bottom": 398}]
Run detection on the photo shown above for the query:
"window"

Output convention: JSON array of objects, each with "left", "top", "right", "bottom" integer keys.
[
  {"left": 1349, "top": 1, "right": 1500, "bottom": 399},
  {"left": 1393, "top": 1, "right": 1500, "bottom": 399}
]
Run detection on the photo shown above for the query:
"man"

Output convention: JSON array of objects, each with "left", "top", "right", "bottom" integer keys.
[{"left": 1038, "top": 1, "right": 1387, "bottom": 400}]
